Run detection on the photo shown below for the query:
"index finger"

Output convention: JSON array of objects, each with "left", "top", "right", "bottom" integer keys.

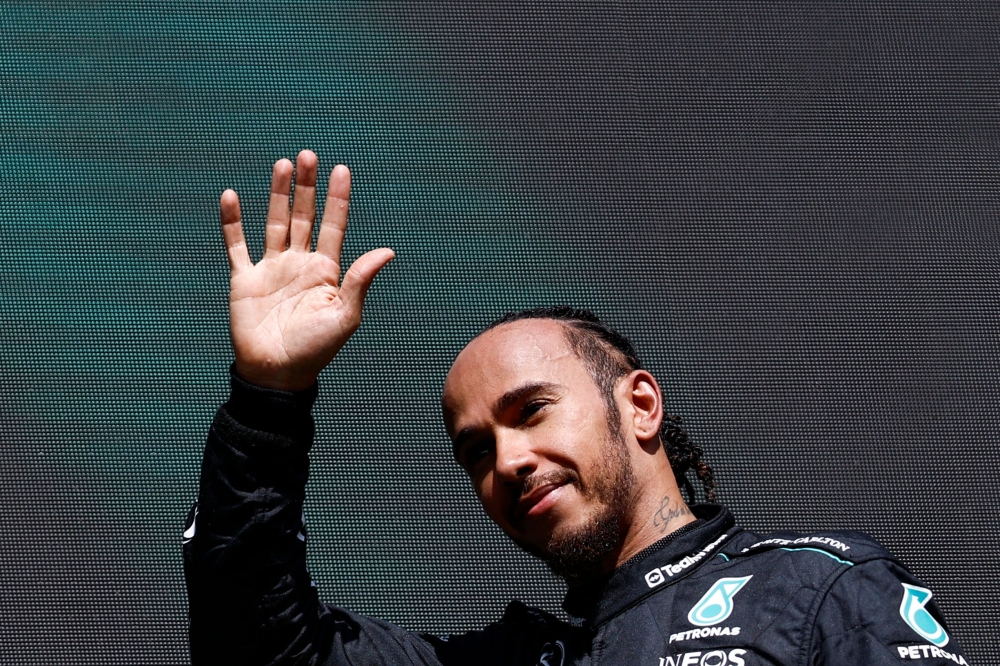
[{"left": 315, "top": 164, "right": 352, "bottom": 269}]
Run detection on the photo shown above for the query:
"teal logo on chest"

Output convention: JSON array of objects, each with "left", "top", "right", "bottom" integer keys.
[{"left": 687, "top": 576, "right": 752, "bottom": 627}]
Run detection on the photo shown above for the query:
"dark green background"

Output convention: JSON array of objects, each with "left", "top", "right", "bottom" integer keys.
[{"left": 2, "top": 2, "right": 998, "bottom": 664}]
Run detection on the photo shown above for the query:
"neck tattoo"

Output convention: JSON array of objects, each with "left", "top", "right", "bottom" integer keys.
[{"left": 652, "top": 496, "right": 693, "bottom": 534}]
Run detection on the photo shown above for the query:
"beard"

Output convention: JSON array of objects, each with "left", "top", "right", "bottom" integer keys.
[{"left": 514, "top": 424, "right": 636, "bottom": 581}]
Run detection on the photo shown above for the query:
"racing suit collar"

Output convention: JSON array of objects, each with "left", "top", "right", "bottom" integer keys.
[{"left": 562, "top": 503, "right": 737, "bottom": 628}]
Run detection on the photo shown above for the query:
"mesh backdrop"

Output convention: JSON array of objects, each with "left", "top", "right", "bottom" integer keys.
[{"left": 1, "top": 2, "right": 998, "bottom": 664}]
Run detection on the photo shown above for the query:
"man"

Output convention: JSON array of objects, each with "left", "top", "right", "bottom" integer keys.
[{"left": 184, "top": 151, "right": 968, "bottom": 665}]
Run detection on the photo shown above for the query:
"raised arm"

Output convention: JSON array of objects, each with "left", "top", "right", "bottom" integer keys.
[{"left": 183, "top": 153, "right": 452, "bottom": 665}]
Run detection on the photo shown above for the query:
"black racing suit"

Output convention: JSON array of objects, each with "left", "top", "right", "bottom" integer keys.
[{"left": 183, "top": 372, "right": 970, "bottom": 666}]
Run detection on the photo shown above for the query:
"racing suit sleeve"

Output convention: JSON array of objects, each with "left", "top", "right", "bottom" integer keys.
[
  {"left": 811, "top": 558, "right": 969, "bottom": 665},
  {"left": 182, "top": 369, "right": 453, "bottom": 666}
]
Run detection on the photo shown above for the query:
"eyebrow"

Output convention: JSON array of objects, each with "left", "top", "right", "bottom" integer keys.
[
  {"left": 451, "top": 381, "right": 562, "bottom": 460},
  {"left": 494, "top": 381, "right": 561, "bottom": 417}
]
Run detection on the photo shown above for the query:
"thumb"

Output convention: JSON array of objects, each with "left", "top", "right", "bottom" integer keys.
[{"left": 340, "top": 247, "right": 395, "bottom": 316}]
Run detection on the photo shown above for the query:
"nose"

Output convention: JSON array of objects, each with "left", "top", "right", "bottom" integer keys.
[{"left": 493, "top": 430, "right": 538, "bottom": 483}]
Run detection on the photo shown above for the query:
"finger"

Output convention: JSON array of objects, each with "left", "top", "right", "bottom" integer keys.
[
  {"left": 288, "top": 150, "right": 318, "bottom": 251},
  {"left": 220, "top": 189, "right": 252, "bottom": 274},
  {"left": 264, "top": 158, "right": 293, "bottom": 257},
  {"left": 315, "top": 164, "right": 352, "bottom": 269},
  {"left": 339, "top": 248, "right": 395, "bottom": 317}
]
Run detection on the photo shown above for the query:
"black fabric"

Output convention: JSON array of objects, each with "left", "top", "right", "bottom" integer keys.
[
  {"left": 184, "top": 377, "right": 970, "bottom": 665},
  {"left": 2, "top": 4, "right": 998, "bottom": 664},
  {"left": 562, "top": 508, "right": 731, "bottom": 626},
  {"left": 222, "top": 366, "right": 319, "bottom": 450}
]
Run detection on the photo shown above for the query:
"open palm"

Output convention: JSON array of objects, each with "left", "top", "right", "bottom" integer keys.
[{"left": 221, "top": 151, "right": 394, "bottom": 391}]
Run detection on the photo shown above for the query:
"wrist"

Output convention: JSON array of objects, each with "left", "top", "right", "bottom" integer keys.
[
  {"left": 221, "top": 364, "right": 319, "bottom": 450},
  {"left": 233, "top": 360, "right": 318, "bottom": 393}
]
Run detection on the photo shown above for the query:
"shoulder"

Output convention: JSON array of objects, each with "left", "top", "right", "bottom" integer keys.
[
  {"left": 719, "top": 527, "right": 934, "bottom": 616},
  {"left": 666, "top": 521, "right": 967, "bottom": 659},
  {"left": 689, "top": 526, "right": 904, "bottom": 613},
  {"left": 718, "top": 526, "right": 958, "bottom": 646},
  {"left": 724, "top": 526, "right": 897, "bottom": 570}
]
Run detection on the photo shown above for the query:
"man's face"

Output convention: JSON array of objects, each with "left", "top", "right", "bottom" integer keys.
[{"left": 442, "top": 320, "right": 635, "bottom": 577}]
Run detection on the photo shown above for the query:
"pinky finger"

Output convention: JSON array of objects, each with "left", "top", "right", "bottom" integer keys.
[{"left": 220, "top": 189, "right": 253, "bottom": 274}]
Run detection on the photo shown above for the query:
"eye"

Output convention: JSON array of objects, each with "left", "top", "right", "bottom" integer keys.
[
  {"left": 461, "top": 440, "right": 494, "bottom": 470},
  {"left": 520, "top": 400, "right": 548, "bottom": 422}
]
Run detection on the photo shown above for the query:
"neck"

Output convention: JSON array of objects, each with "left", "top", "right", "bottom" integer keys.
[
  {"left": 562, "top": 490, "right": 695, "bottom": 589},
  {"left": 610, "top": 435, "right": 700, "bottom": 572},
  {"left": 604, "top": 474, "right": 696, "bottom": 579},
  {"left": 564, "top": 493, "right": 695, "bottom": 588},
  {"left": 619, "top": 492, "right": 695, "bottom": 564}
]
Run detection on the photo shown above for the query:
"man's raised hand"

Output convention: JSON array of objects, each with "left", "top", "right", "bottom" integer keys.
[{"left": 220, "top": 150, "right": 394, "bottom": 391}]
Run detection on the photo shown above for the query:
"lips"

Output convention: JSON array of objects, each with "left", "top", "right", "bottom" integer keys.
[{"left": 512, "top": 470, "right": 577, "bottom": 525}]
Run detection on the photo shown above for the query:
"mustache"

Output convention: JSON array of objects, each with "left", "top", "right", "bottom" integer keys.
[
  {"left": 511, "top": 469, "right": 579, "bottom": 517},
  {"left": 520, "top": 468, "right": 578, "bottom": 497}
]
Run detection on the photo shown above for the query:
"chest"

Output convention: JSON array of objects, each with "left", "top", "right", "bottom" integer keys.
[{"left": 525, "top": 569, "right": 821, "bottom": 666}]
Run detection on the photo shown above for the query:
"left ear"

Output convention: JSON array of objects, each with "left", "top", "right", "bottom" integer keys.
[{"left": 620, "top": 369, "right": 664, "bottom": 449}]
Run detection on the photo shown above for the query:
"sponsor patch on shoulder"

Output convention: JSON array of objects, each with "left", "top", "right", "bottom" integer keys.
[
  {"left": 899, "top": 584, "right": 949, "bottom": 647},
  {"left": 535, "top": 640, "right": 565, "bottom": 666}
]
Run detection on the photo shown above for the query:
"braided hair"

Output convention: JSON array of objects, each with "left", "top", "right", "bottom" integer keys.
[{"left": 480, "top": 306, "right": 717, "bottom": 504}]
